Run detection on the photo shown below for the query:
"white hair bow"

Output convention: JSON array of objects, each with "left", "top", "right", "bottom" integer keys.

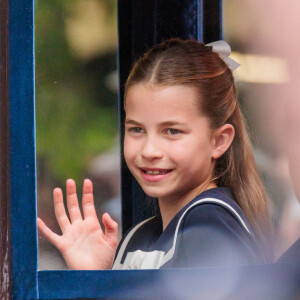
[{"left": 205, "top": 40, "right": 240, "bottom": 71}]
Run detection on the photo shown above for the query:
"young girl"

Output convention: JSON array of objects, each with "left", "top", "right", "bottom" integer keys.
[{"left": 37, "top": 38, "right": 272, "bottom": 270}]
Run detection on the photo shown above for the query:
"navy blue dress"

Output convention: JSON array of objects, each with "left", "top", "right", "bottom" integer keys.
[
  {"left": 277, "top": 239, "right": 300, "bottom": 264},
  {"left": 112, "top": 187, "right": 266, "bottom": 269}
]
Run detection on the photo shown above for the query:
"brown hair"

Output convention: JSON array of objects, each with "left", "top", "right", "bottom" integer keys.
[{"left": 125, "top": 38, "right": 272, "bottom": 259}]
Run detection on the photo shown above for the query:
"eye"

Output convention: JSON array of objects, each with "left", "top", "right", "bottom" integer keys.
[
  {"left": 128, "top": 127, "right": 144, "bottom": 134},
  {"left": 166, "top": 128, "right": 181, "bottom": 135}
]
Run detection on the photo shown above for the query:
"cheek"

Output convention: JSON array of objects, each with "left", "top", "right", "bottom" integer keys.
[
  {"left": 172, "top": 136, "right": 212, "bottom": 158},
  {"left": 174, "top": 139, "right": 213, "bottom": 169}
]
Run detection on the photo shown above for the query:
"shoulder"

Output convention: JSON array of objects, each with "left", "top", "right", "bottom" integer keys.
[
  {"left": 167, "top": 189, "right": 265, "bottom": 267},
  {"left": 182, "top": 203, "right": 249, "bottom": 235},
  {"left": 179, "top": 204, "right": 253, "bottom": 257},
  {"left": 181, "top": 187, "right": 253, "bottom": 235},
  {"left": 170, "top": 204, "right": 262, "bottom": 267}
]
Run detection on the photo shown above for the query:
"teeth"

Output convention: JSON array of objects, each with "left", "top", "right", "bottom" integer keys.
[{"left": 145, "top": 170, "right": 169, "bottom": 175}]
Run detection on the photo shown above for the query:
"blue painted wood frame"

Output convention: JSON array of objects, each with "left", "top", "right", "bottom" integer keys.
[
  {"left": 9, "top": 0, "right": 38, "bottom": 299},
  {"left": 36, "top": 265, "right": 300, "bottom": 299}
]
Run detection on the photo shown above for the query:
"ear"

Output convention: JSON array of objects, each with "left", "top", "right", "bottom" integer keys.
[{"left": 211, "top": 124, "right": 235, "bottom": 160}]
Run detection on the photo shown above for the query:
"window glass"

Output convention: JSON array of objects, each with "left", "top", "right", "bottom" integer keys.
[{"left": 35, "top": 0, "right": 120, "bottom": 270}]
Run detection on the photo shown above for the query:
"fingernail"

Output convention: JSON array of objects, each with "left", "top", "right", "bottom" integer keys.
[{"left": 53, "top": 187, "right": 61, "bottom": 194}]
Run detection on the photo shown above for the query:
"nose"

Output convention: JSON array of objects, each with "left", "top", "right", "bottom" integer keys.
[{"left": 141, "top": 135, "right": 163, "bottom": 160}]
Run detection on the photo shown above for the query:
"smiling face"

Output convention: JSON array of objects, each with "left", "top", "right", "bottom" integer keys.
[{"left": 124, "top": 83, "right": 219, "bottom": 204}]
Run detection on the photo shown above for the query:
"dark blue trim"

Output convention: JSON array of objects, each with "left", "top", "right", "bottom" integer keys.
[
  {"left": 219, "top": 0, "right": 223, "bottom": 39},
  {"left": 9, "top": 0, "right": 38, "bottom": 299},
  {"left": 197, "top": 0, "right": 203, "bottom": 41},
  {"left": 37, "top": 265, "right": 300, "bottom": 299}
]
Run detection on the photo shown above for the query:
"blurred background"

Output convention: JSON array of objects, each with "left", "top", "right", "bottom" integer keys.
[
  {"left": 36, "top": 0, "right": 300, "bottom": 269},
  {"left": 223, "top": 0, "right": 300, "bottom": 260},
  {"left": 35, "top": 0, "right": 120, "bottom": 269}
]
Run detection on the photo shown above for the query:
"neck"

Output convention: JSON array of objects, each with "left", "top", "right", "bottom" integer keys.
[{"left": 158, "top": 181, "right": 217, "bottom": 231}]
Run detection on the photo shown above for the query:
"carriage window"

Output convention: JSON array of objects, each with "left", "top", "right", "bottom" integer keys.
[{"left": 35, "top": 0, "right": 120, "bottom": 270}]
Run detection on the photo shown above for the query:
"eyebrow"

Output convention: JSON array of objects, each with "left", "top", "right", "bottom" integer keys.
[
  {"left": 159, "top": 121, "right": 186, "bottom": 126},
  {"left": 125, "top": 119, "right": 186, "bottom": 126},
  {"left": 125, "top": 119, "right": 143, "bottom": 126}
]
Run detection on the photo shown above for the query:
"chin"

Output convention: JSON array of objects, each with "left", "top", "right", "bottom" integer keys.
[
  {"left": 141, "top": 187, "right": 172, "bottom": 199},
  {"left": 143, "top": 190, "right": 162, "bottom": 198}
]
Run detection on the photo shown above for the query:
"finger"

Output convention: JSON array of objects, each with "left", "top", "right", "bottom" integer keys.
[
  {"left": 66, "top": 179, "right": 83, "bottom": 223},
  {"left": 102, "top": 213, "right": 118, "bottom": 247},
  {"left": 53, "top": 187, "right": 70, "bottom": 233},
  {"left": 37, "top": 217, "right": 61, "bottom": 248},
  {"left": 82, "top": 179, "right": 98, "bottom": 219}
]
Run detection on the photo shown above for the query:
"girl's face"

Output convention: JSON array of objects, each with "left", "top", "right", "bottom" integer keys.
[{"left": 124, "top": 83, "right": 216, "bottom": 203}]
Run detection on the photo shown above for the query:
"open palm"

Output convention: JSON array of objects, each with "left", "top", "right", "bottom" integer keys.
[{"left": 37, "top": 179, "right": 118, "bottom": 270}]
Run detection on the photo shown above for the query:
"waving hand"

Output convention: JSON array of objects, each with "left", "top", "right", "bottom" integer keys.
[{"left": 37, "top": 179, "right": 118, "bottom": 270}]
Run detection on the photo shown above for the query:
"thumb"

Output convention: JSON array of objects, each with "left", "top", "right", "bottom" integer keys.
[
  {"left": 37, "top": 217, "right": 61, "bottom": 249},
  {"left": 102, "top": 213, "right": 118, "bottom": 247}
]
